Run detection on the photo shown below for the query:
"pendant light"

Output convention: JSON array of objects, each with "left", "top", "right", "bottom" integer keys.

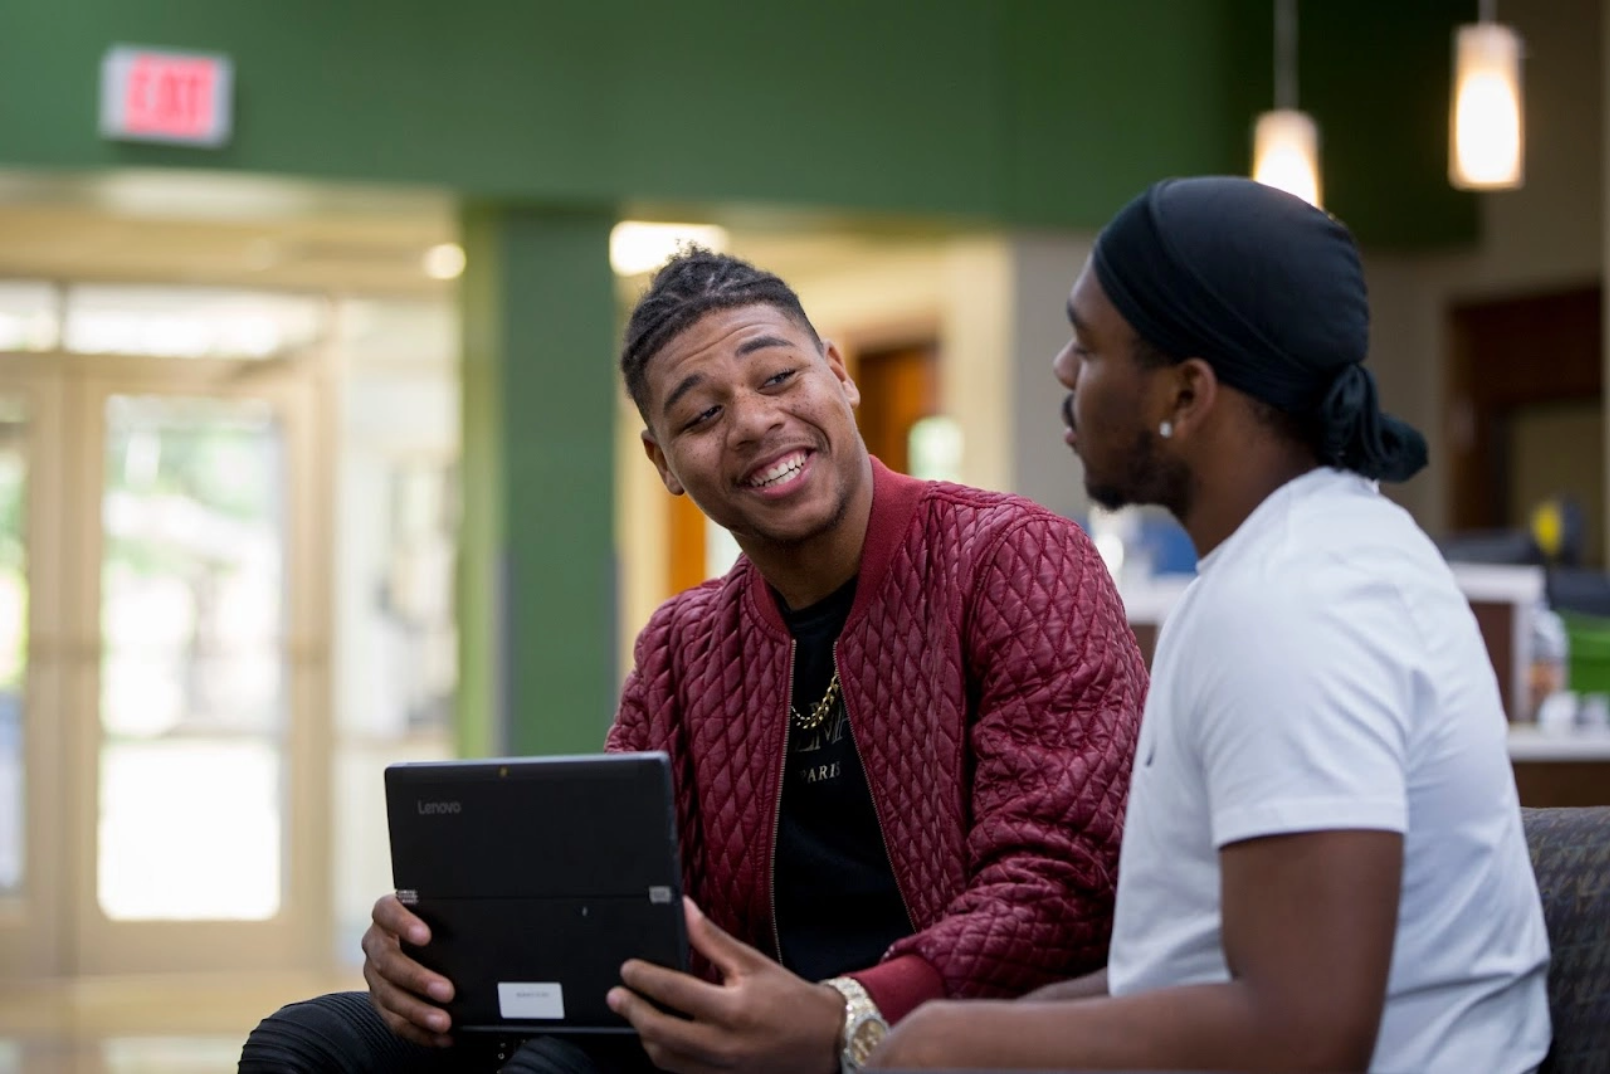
[
  {"left": 1450, "top": 0, "right": 1525, "bottom": 189},
  {"left": 1252, "top": 0, "right": 1322, "bottom": 207}
]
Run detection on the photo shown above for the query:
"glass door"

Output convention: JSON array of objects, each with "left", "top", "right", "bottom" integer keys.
[{"left": 65, "top": 358, "right": 330, "bottom": 974}]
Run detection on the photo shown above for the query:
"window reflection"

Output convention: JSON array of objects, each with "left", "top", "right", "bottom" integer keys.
[
  {"left": 0, "top": 282, "right": 59, "bottom": 352},
  {"left": 98, "top": 395, "right": 286, "bottom": 921}
]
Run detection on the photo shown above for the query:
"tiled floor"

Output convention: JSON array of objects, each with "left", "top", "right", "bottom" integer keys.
[
  {"left": 0, "top": 971, "right": 363, "bottom": 1074},
  {"left": 0, "top": 1035, "right": 244, "bottom": 1074}
]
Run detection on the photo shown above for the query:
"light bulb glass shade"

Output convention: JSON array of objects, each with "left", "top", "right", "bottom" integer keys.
[
  {"left": 1252, "top": 109, "right": 1322, "bottom": 208},
  {"left": 609, "top": 221, "right": 729, "bottom": 276},
  {"left": 422, "top": 242, "right": 466, "bottom": 280},
  {"left": 1451, "top": 22, "right": 1524, "bottom": 190}
]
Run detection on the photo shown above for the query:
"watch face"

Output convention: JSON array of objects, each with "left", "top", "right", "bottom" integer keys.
[{"left": 848, "top": 1018, "right": 888, "bottom": 1064}]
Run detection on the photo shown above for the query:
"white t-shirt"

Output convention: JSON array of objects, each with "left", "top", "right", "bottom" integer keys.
[{"left": 1109, "top": 468, "right": 1550, "bottom": 1073}]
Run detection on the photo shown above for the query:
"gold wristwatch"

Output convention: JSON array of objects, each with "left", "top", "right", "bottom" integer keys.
[{"left": 822, "top": 976, "right": 889, "bottom": 1074}]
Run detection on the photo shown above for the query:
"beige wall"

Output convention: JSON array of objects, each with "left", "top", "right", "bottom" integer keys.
[
  {"left": 1004, "top": 235, "right": 1097, "bottom": 520},
  {"left": 800, "top": 234, "right": 1100, "bottom": 515},
  {"left": 1370, "top": 0, "right": 1604, "bottom": 534}
]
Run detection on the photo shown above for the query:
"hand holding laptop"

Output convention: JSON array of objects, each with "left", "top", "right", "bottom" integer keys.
[
  {"left": 372, "top": 751, "right": 849, "bottom": 1065},
  {"left": 361, "top": 892, "right": 458, "bottom": 1047},
  {"left": 378, "top": 754, "right": 691, "bottom": 1041},
  {"left": 608, "top": 896, "right": 845, "bottom": 1074}
]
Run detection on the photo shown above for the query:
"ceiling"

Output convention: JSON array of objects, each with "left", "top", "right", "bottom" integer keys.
[
  {"left": 0, "top": 168, "right": 958, "bottom": 301},
  {"left": 0, "top": 169, "right": 458, "bottom": 295}
]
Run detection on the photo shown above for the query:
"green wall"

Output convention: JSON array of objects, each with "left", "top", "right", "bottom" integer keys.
[
  {"left": 1286, "top": 0, "right": 1482, "bottom": 249},
  {"left": 456, "top": 208, "right": 508, "bottom": 759},
  {"left": 458, "top": 206, "right": 619, "bottom": 757},
  {"left": 0, "top": 0, "right": 1475, "bottom": 244}
]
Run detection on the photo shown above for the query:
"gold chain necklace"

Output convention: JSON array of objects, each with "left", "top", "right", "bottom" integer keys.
[{"left": 790, "top": 670, "right": 842, "bottom": 732}]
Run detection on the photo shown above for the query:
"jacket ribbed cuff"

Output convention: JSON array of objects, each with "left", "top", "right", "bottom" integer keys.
[{"left": 847, "top": 953, "right": 945, "bottom": 1024}]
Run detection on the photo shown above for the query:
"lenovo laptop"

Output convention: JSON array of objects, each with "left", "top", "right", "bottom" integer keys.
[{"left": 384, "top": 752, "right": 689, "bottom": 1035}]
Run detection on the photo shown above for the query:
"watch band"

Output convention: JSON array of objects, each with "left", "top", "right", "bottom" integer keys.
[{"left": 822, "top": 976, "right": 889, "bottom": 1074}]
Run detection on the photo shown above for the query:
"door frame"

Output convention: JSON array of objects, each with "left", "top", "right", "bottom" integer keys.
[
  {"left": 1445, "top": 286, "right": 1602, "bottom": 537},
  {"left": 0, "top": 358, "right": 68, "bottom": 978},
  {"left": 0, "top": 350, "right": 335, "bottom": 977}
]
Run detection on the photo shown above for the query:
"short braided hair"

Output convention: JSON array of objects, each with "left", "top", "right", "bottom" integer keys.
[{"left": 620, "top": 247, "right": 820, "bottom": 418}]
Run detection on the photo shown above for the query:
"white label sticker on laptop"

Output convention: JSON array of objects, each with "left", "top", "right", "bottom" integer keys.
[{"left": 498, "top": 982, "right": 565, "bottom": 1020}]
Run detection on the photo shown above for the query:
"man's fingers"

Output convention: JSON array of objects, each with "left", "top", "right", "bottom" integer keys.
[
  {"left": 608, "top": 987, "right": 728, "bottom": 1068},
  {"left": 364, "top": 957, "right": 454, "bottom": 1036},
  {"left": 619, "top": 960, "right": 728, "bottom": 1023},
  {"left": 366, "top": 979, "right": 443, "bottom": 1050},
  {"left": 372, "top": 893, "right": 431, "bottom": 947},
  {"left": 359, "top": 902, "right": 459, "bottom": 1050},
  {"left": 371, "top": 973, "right": 454, "bottom": 1036},
  {"left": 363, "top": 927, "right": 454, "bottom": 1005},
  {"left": 682, "top": 897, "right": 762, "bottom": 979}
]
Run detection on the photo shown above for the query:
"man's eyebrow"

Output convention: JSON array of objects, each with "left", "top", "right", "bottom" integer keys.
[
  {"left": 661, "top": 335, "right": 799, "bottom": 419},
  {"left": 662, "top": 373, "right": 703, "bottom": 419},
  {"left": 735, "top": 334, "right": 795, "bottom": 358}
]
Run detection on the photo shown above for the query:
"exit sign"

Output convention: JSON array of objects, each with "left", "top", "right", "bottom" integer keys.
[{"left": 100, "top": 46, "right": 233, "bottom": 148}]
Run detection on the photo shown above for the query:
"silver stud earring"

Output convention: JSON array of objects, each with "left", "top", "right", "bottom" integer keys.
[{"left": 1159, "top": 420, "right": 1174, "bottom": 439}]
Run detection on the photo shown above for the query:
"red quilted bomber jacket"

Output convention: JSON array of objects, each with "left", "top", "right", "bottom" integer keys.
[{"left": 608, "top": 460, "right": 1145, "bottom": 1023}]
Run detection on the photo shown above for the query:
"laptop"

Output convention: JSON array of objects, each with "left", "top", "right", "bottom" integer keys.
[{"left": 384, "top": 752, "right": 690, "bottom": 1035}]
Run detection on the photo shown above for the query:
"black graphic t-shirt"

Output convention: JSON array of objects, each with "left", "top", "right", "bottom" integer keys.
[{"left": 772, "top": 578, "right": 912, "bottom": 982}]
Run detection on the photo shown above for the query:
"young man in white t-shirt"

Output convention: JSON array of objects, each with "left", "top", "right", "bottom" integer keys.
[{"left": 870, "top": 177, "right": 1551, "bottom": 1072}]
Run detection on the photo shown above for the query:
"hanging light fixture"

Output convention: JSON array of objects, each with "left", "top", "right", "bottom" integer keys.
[
  {"left": 1450, "top": 0, "right": 1524, "bottom": 190},
  {"left": 1252, "top": 0, "right": 1322, "bottom": 208}
]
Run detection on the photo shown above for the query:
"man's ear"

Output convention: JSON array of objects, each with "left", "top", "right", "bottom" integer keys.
[
  {"left": 822, "top": 341, "right": 860, "bottom": 409},
  {"left": 641, "top": 430, "right": 685, "bottom": 496},
  {"left": 1167, "top": 357, "right": 1219, "bottom": 439}
]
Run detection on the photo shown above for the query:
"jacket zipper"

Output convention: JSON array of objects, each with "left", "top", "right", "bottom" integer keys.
[
  {"left": 768, "top": 639, "right": 795, "bottom": 962},
  {"left": 834, "top": 642, "right": 916, "bottom": 937}
]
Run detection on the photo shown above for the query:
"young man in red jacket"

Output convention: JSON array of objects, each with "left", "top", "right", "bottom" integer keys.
[{"left": 241, "top": 250, "right": 1144, "bottom": 1074}]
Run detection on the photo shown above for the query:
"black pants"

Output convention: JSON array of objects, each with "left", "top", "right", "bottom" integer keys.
[{"left": 238, "top": 991, "right": 658, "bottom": 1073}]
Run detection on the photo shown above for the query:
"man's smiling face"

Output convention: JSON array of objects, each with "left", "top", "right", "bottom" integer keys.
[{"left": 640, "top": 303, "right": 867, "bottom": 549}]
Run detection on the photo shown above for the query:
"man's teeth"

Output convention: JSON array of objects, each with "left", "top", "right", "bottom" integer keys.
[{"left": 750, "top": 454, "right": 806, "bottom": 488}]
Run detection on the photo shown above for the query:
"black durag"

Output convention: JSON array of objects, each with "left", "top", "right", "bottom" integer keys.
[{"left": 1091, "top": 176, "right": 1428, "bottom": 483}]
